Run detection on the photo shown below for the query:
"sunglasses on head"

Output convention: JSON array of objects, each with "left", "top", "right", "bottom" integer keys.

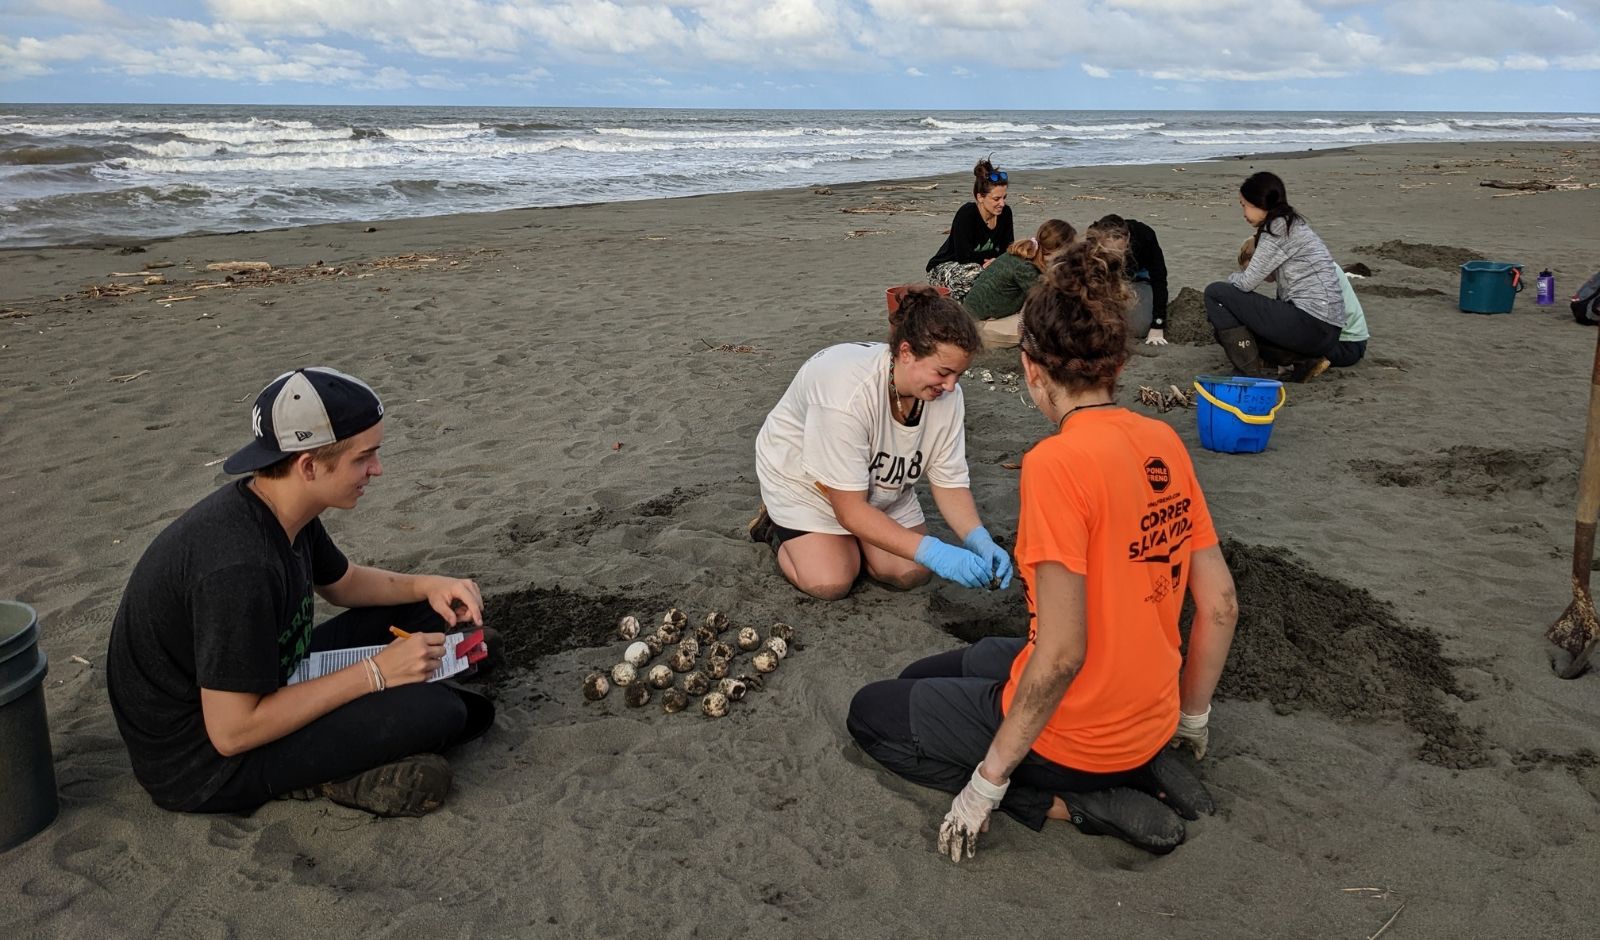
[{"left": 985, "top": 170, "right": 1008, "bottom": 184}]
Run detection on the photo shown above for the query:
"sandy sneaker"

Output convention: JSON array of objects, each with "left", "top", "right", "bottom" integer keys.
[
  {"left": 319, "top": 753, "right": 452, "bottom": 817},
  {"left": 747, "top": 503, "right": 776, "bottom": 547},
  {"left": 1065, "top": 787, "right": 1186, "bottom": 854}
]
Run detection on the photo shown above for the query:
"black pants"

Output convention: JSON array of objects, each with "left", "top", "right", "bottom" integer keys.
[
  {"left": 1204, "top": 281, "right": 1339, "bottom": 359},
  {"left": 193, "top": 602, "right": 494, "bottom": 813},
  {"left": 847, "top": 637, "right": 1169, "bottom": 831},
  {"left": 1327, "top": 339, "right": 1367, "bottom": 368}
]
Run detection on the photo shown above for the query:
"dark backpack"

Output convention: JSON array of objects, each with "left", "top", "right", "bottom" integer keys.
[{"left": 1575, "top": 271, "right": 1600, "bottom": 326}]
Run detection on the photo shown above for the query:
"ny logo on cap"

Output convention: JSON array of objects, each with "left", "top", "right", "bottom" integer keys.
[{"left": 251, "top": 406, "right": 263, "bottom": 439}]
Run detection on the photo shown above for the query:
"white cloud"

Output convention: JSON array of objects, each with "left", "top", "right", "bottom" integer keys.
[{"left": 3, "top": 0, "right": 1598, "bottom": 91}]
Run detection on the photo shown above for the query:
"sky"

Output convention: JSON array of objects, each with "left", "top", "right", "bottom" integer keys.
[{"left": 2, "top": 0, "right": 1598, "bottom": 112}]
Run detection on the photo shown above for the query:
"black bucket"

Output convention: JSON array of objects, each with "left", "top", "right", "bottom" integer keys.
[{"left": 1, "top": 600, "right": 59, "bottom": 851}]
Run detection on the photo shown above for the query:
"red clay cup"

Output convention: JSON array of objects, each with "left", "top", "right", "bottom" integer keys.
[{"left": 886, "top": 285, "right": 950, "bottom": 313}]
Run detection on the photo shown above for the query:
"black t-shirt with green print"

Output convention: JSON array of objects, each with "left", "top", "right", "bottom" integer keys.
[
  {"left": 926, "top": 202, "right": 1015, "bottom": 271},
  {"left": 107, "top": 479, "right": 349, "bottom": 810}
]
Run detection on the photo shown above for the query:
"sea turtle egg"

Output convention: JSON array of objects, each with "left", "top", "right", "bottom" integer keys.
[
  {"left": 663, "top": 607, "right": 687, "bottom": 627},
  {"left": 706, "top": 656, "right": 730, "bottom": 680},
  {"left": 704, "top": 610, "right": 729, "bottom": 632},
  {"left": 701, "top": 692, "right": 730, "bottom": 718},
  {"left": 763, "top": 637, "right": 788, "bottom": 660},
  {"left": 624, "top": 641, "right": 652, "bottom": 667},
  {"left": 683, "top": 670, "right": 712, "bottom": 696},
  {"left": 769, "top": 622, "right": 795, "bottom": 643},
  {"left": 624, "top": 683, "right": 650, "bottom": 708},
  {"left": 752, "top": 650, "right": 779, "bottom": 674},
  {"left": 582, "top": 673, "right": 610, "bottom": 701},
  {"left": 647, "top": 664, "right": 674, "bottom": 689},
  {"left": 708, "top": 641, "right": 735, "bottom": 662},
  {"left": 610, "top": 662, "right": 637, "bottom": 687},
  {"left": 661, "top": 688, "right": 689, "bottom": 713},
  {"left": 737, "top": 627, "right": 761, "bottom": 651},
  {"left": 617, "top": 615, "right": 641, "bottom": 640},
  {"left": 718, "top": 678, "right": 747, "bottom": 701}
]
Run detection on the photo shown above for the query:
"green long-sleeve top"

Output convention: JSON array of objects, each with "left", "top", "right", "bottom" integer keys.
[{"left": 961, "top": 253, "right": 1040, "bottom": 319}]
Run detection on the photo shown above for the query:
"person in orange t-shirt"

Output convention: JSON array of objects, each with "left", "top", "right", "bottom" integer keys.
[{"left": 847, "top": 234, "right": 1239, "bottom": 861}]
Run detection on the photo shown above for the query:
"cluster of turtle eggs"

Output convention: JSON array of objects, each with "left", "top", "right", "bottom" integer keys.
[{"left": 582, "top": 608, "right": 795, "bottom": 718}]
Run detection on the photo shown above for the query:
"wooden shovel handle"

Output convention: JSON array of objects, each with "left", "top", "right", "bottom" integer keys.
[{"left": 1570, "top": 329, "right": 1600, "bottom": 584}]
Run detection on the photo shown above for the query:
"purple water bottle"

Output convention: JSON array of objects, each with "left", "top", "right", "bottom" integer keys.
[{"left": 1537, "top": 270, "right": 1556, "bottom": 306}]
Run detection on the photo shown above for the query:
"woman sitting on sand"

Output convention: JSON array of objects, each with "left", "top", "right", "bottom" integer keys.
[
  {"left": 1204, "top": 171, "right": 1345, "bottom": 378},
  {"left": 963, "top": 218, "right": 1075, "bottom": 350},
  {"left": 925, "top": 158, "right": 1014, "bottom": 301},
  {"left": 847, "top": 235, "right": 1239, "bottom": 860},
  {"left": 1237, "top": 234, "right": 1371, "bottom": 382},
  {"left": 749, "top": 287, "right": 1012, "bottom": 600}
]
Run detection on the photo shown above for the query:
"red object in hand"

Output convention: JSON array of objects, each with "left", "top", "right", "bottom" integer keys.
[{"left": 455, "top": 628, "right": 488, "bottom": 664}]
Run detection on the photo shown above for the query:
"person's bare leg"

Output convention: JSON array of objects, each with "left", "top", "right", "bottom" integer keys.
[
  {"left": 862, "top": 523, "right": 931, "bottom": 590},
  {"left": 777, "top": 533, "right": 861, "bottom": 600}
]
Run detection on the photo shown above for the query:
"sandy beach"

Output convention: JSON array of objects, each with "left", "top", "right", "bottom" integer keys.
[{"left": 3, "top": 140, "right": 1600, "bottom": 938}]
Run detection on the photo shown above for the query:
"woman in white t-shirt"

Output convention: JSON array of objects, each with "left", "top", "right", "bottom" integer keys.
[{"left": 749, "top": 286, "right": 1014, "bottom": 600}]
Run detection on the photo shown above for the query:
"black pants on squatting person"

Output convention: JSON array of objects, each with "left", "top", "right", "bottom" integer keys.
[
  {"left": 1203, "top": 281, "right": 1338, "bottom": 375},
  {"left": 846, "top": 637, "right": 1211, "bottom": 853},
  {"left": 192, "top": 602, "right": 495, "bottom": 813}
]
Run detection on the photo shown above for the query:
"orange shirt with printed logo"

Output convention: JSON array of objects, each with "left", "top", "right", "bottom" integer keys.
[{"left": 1001, "top": 408, "right": 1218, "bottom": 772}]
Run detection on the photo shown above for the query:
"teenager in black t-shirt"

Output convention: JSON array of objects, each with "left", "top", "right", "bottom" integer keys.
[
  {"left": 925, "top": 157, "right": 1014, "bottom": 302},
  {"left": 106, "top": 367, "right": 495, "bottom": 817}
]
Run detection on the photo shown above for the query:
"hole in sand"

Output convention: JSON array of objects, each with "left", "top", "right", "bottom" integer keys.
[
  {"left": 935, "top": 540, "right": 1486, "bottom": 768},
  {"left": 484, "top": 585, "right": 670, "bottom": 691},
  {"left": 1192, "top": 540, "right": 1485, "bottom": 769},
  {"left": 1357, "top": 284, "right": 1446, "bottom": 300},
  {"left": 1350, "top": 445, "right": 1575, "bottom": 498}
]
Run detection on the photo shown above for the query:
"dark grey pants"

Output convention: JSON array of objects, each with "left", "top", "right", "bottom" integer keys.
[
  {"left": 1204, "top": 281, "right": 1339, "bottom": 359},
  {"left": 192, "top": 602, "right": 494, "bottom": 813},
  {"left": 846, "top": 637, "right": 1168, "bottom": 830}
]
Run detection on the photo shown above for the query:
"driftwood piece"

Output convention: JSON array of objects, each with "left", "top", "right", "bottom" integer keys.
[
  {"left": 204, "top": 261, "right": 272, "bottom": 272},
  {"left": 1479, "top": 178, "right": 1559, "bottom": 191}
]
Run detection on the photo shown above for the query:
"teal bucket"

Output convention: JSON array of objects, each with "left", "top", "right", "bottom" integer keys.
[
  {"left": 1193, "top": 375, "right": 1286, "bottom": 454},
  {"left": 1459, "top": 261, "right": 1524, "bottom": 314}
]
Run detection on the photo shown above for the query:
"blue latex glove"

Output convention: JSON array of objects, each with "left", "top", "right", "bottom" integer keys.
[
  {"left": 914, "top": 536, "right": 992, "bottom": 589},
  {"left": 963, "top": 526, "right": 1014, "bottom": 590}
]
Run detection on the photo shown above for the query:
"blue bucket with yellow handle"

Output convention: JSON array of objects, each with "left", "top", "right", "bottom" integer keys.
[{"left": 1192, "top": 375, "right": 1286, "bottom": 454}]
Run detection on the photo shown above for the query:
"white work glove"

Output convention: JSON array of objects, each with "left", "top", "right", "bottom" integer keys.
[
  {"left": 1169, "top": 707, "right": 1210, "bottom": 759},
  {"left": 1143, "top": 328, "right": 1169, "bottom": 346},
  {"left": 937, "top": 765, "right": 1009, "bottom": 863}
]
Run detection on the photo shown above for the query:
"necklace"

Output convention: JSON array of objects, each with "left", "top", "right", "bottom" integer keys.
[
  {"left": 1056, "top": 400, "right": 1115, "bottom": 432},
  {"left": 887, "top": 356, "right": 922, "bottom": 425}
]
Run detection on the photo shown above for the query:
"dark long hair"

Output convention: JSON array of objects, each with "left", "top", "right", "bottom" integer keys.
[
  {"left": 972, "top": 157, "right": 1005, "bottom": 198},
  {"left": 1018, "top": 234, "right": 1131, "bottom": 392},
  {"left": 1239, "top": 171, "right": 1300, "bottom": 238},
  {"left": 888, "top": 285, "right": 981, "bottom": 358}
]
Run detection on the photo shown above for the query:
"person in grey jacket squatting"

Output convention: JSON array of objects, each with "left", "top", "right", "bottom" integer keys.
[
  {"left": 106, "top": 367, "right": 495, "bottom": 818},
  {"left": 1203, "top": 171, "right": 1345, "bottom": 380}
]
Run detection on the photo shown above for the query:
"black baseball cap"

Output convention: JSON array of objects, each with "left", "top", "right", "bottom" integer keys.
[{"left": 223, "top": 367, "right": 385, "bottom": 475}]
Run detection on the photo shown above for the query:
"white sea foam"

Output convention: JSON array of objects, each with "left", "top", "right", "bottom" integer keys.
[
  {"left": 919, "top": 118, "right": 1044, "bottom": 133},
  {"left": 8, "top": 107, "right": 1598, "bottom": 248}
]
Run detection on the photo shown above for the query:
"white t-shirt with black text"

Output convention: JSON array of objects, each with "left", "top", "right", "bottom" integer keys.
[{"left": 755, "top": 342, "right": 971, "bottom": 535}]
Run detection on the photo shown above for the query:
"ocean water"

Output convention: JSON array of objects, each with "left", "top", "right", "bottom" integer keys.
[{"left": 2, "top": 104, "right": 1597, "bottom": 248}]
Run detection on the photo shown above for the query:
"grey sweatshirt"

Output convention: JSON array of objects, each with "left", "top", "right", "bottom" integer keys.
[{"left": 1228, "top": 217, "right": 1346, "bottom": 328}]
